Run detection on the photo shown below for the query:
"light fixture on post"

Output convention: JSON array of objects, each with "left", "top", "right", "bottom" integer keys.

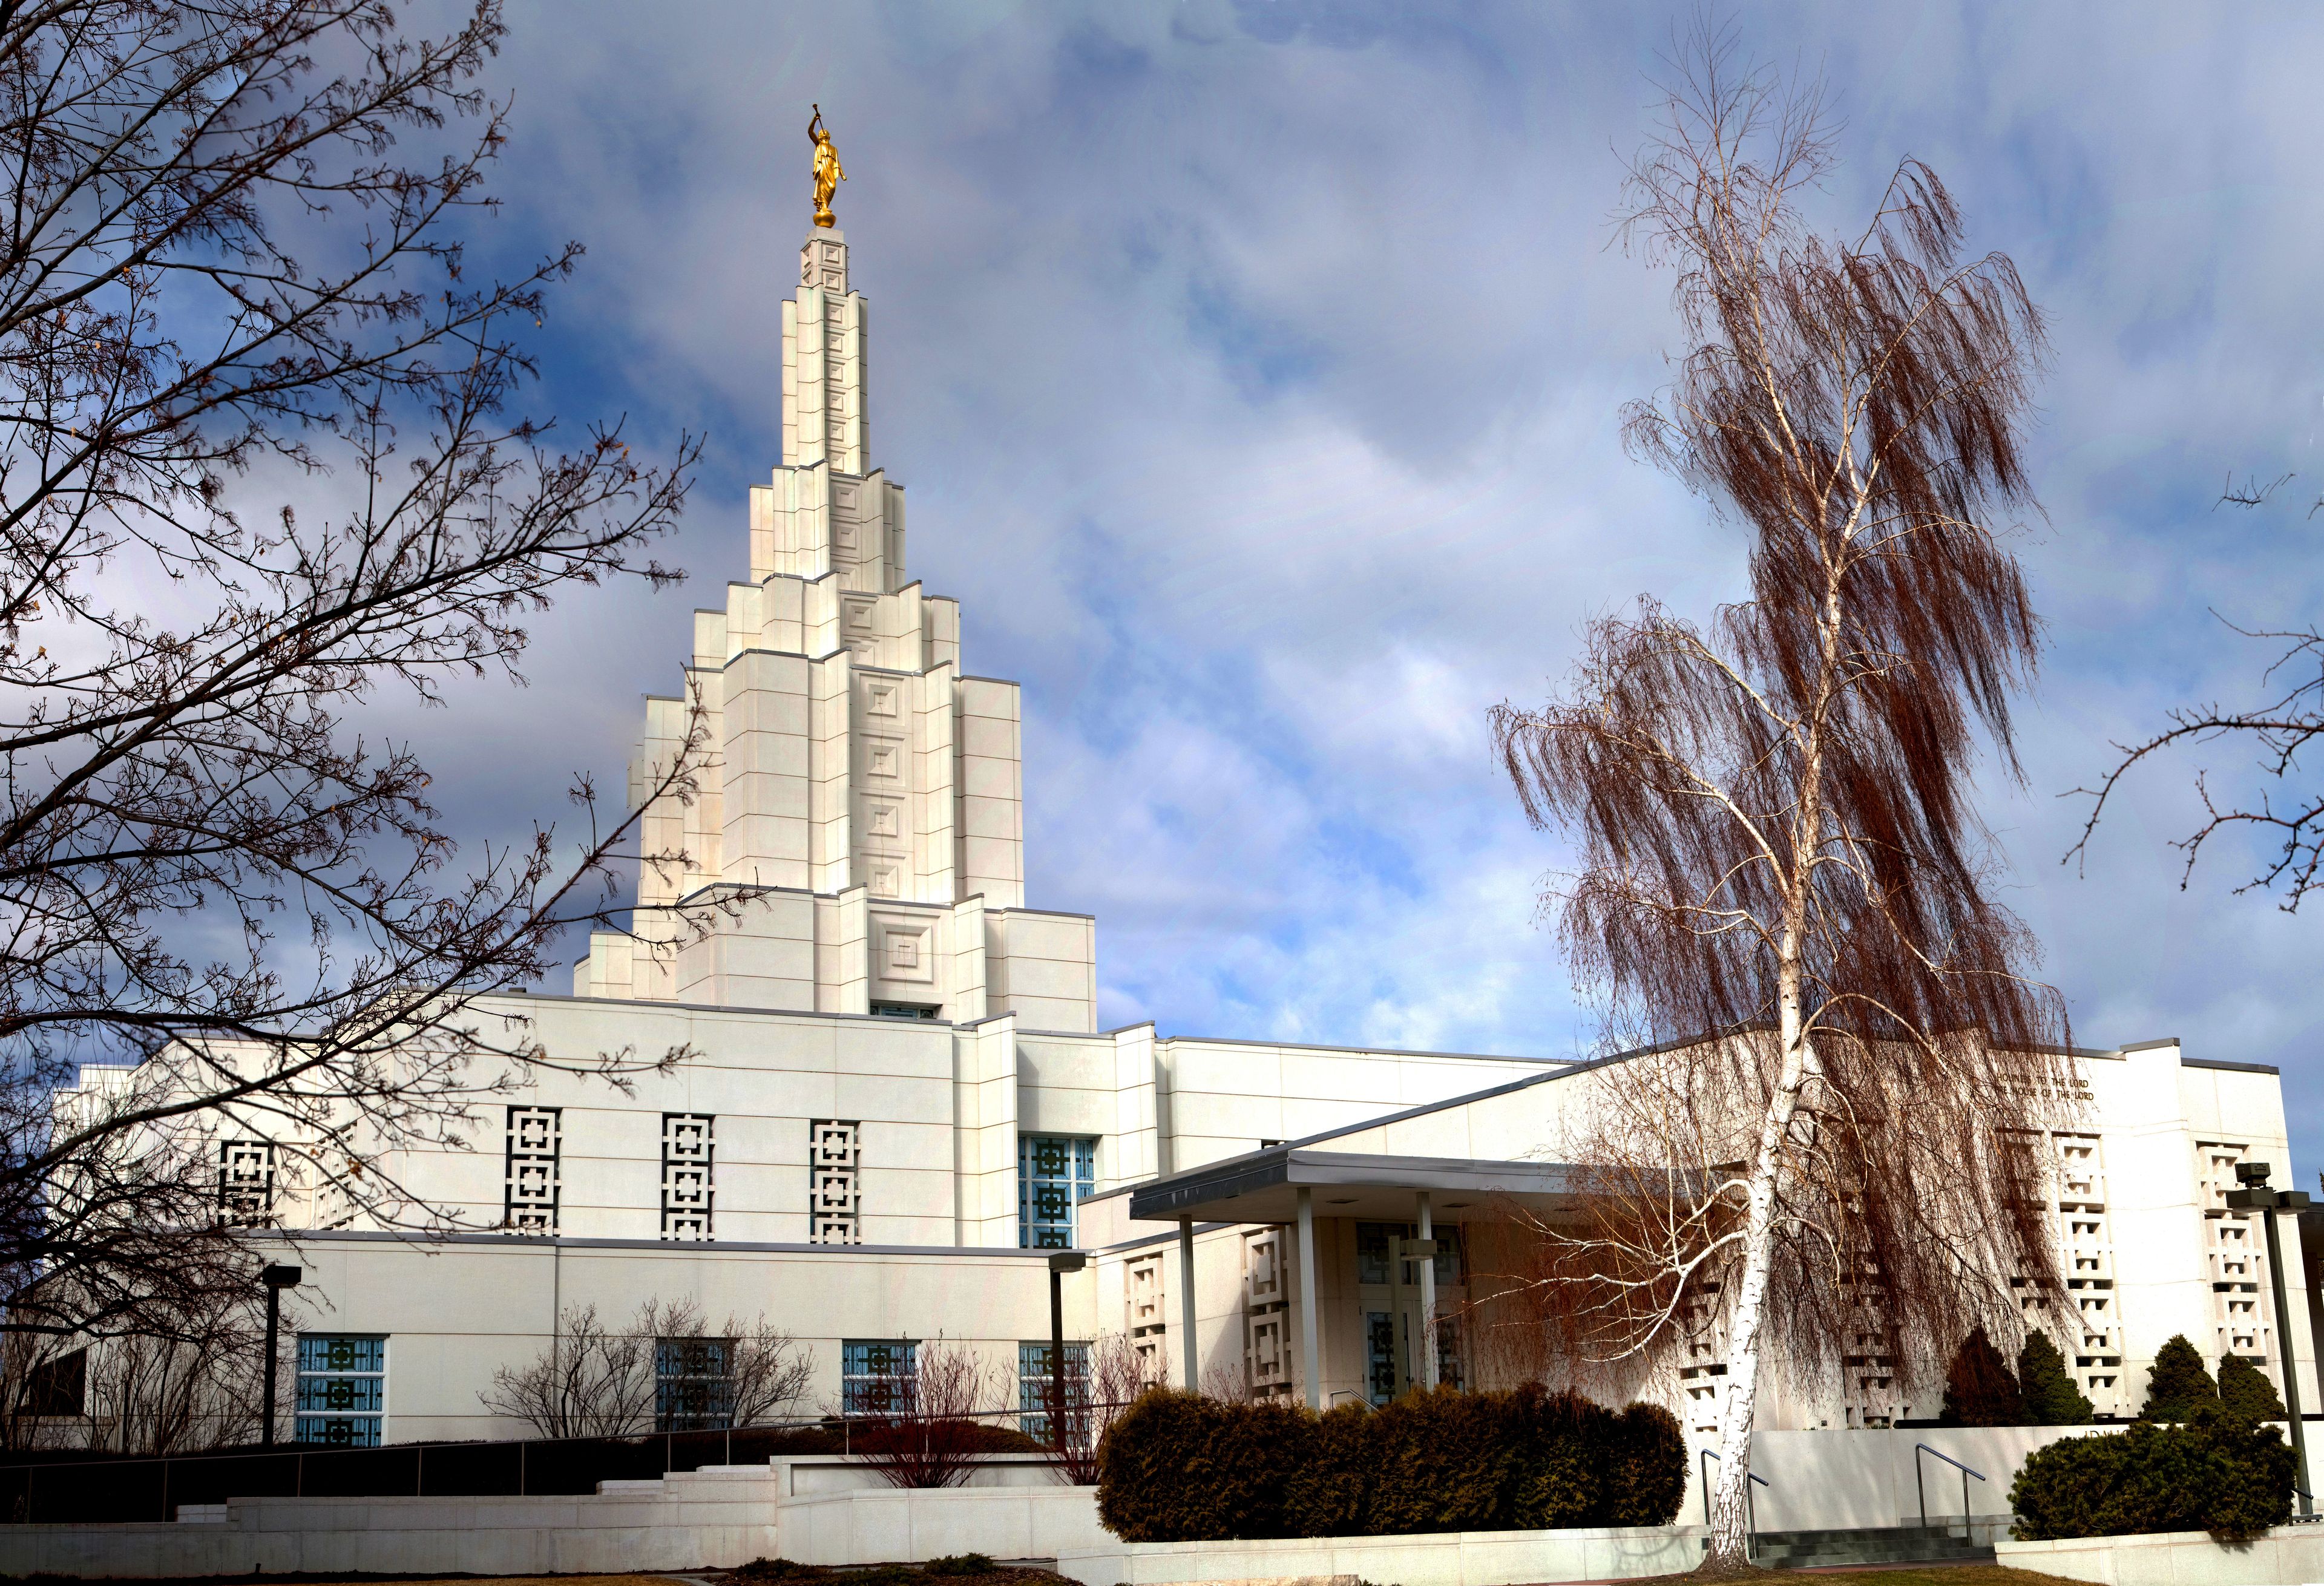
[
  {"left": 259, "top": 1263, "right": 302, "bottom": 1449},
  {"left": 1046, "top": 1250, "right": 1088, "bottom": 1450},
  {"left": 2224, "top": 1161, "right": 2313, "bottom": 1515}
]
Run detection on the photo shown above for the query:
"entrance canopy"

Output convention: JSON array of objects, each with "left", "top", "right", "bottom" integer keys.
[{"left": 1125, "top": 1145, "right": 1582, "bottom": 1226}]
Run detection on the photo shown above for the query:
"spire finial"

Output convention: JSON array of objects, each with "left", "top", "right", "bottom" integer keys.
[{"left": 809, "top": 104, "right": 846, "bottom": 229}]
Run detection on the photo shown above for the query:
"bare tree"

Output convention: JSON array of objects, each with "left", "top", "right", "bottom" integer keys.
[
  {"left": 844, "top": 1336, "right": 1006, "bottom": 1490},
  {"left": 638, "top": 1297, "right": 815, "bottom": 1431},
  {"left": 1488, "top": 30, "right": 2072, "bottom": 1573},
  {"left": 478, "top": 1300, "right": 814, "bottom": 1440},
  {"left": 478, "top": 1303, "right": 657, "bottom": 1440},
  {"left": 2069, "top": 534, "right": 2324, "bottom": 908},
  {"left": 1037, "top": 1331, "right": 1154, "bottom": 1486},
  {"left": 0, "top": 1, "right": 737, "bottom": 1343},
  {"left": 0, "top": 1260, "right": 288, "bottom": 1452}
]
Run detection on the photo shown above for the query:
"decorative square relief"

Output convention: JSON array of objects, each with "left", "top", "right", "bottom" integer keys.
[
  {"left": 799, "top": 238, "right": 847, "bottom": 292},
  {"left": 865, "top": 803, "right": 902, "bottom": 840},
  {"left": 865, "top": 739, "right": 902, "bottom": 779},
  {"left": 661, "top": 1113, "right": 713, "bottom": 1242},
  {"left": 809, "top": 1119, "right": 860, "bottom": 1245},
  {"left": 866, "top": 861, "right": 903, "bottom": 899},
  {"left": 865, "top": 684, "right": 900, "bottom": 719},
  {"left": 218, "top": 1139, "right": 275, "bottom": 1226},
  {"left": 504, "top": 1106, "right": 561, "bottom": 1233},
  {"left": 877, "top": 922, "right": 934, "bottom": 983}
]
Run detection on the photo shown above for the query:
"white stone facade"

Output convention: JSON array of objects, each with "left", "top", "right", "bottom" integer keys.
[
  {"left": 72, "top": 226, "right": 2322, "bottom": 1455},
  {"left": 573, "top": 227, "right": 1080, "bottom": 1030}
]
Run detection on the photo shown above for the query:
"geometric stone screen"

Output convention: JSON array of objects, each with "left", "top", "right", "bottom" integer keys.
[
  {"left": 661, "top": 1113, "right": 714, "bottom": 1241},
  {"left": 810, "top": 1119, "right": 860, "bottom": 1245},
  {"left": 503, "top": 1106, "right": 561, "bottom": 1233}
]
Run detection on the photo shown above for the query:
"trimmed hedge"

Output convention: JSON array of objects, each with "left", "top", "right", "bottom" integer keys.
[
  {"left": 2009, "top": 1407, "right": 2294, "bottom": 1543},
  {"left": 1095, "top": 1385, "right": 1686, "bottom": 1542}
]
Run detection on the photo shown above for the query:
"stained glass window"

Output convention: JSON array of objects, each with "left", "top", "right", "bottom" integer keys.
[
  {"left": 656, "top": 1336, "right": 735, "bottom": 1430},
  {"left": 295, "top": 1334, "right": 386, "bottom": 1446},
  {"left": 1365, "top": 1312, "right": 1396, "bottom": 1406},
  {"left": 1017, "top": 1339, "right": 1089, "bottom": 1441},
  {"left": 842, "top": 1338, "right": 917, "bottom": 1417},
  {"left": 1356, "top": 1221, "right": 1463, "bottom": 1285},
  {"left": 1018, "top": 1135, "right": 1094, "bottom": 1249}
]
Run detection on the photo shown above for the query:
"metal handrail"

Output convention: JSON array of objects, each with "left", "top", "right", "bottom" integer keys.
[
  {"left": 1914, "top": 1442, "right": 1988, "bottom": 1537},
  {"left": 1699, "top": 1448, "right": 1770, "bottom": 1559}
]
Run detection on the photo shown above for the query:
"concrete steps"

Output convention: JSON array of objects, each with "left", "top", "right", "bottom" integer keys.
[{"left": 1743, "top": 1524, "right": 1997, "bottom": 1570}]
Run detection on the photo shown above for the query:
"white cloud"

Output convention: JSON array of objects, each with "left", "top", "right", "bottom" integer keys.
[{"left": 283, "top": 0, "right": 2324, "bottom": 1169}]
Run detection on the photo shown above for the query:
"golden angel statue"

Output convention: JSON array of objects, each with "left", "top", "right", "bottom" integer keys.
[{"left": 809, "top": 104, "right": 845, "bottom": 228}]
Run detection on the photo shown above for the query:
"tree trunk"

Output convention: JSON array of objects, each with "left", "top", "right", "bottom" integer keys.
[{"left": 1704, "top": 1026, "right": 1808, "bottom": 1571}]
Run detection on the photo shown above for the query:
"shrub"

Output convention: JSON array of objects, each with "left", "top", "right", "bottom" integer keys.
[
  {"left": 1938, "top": 1326, "right": 2024, "bottom": 1426},
  {"left": 1282, "top": 1400, "right": 1370, "bottom": 1537},
  {"left": 1095, "top": 1382, "right": 1687, "bottom": 1541},
  {"left": 1364, "top": 1386, "right": 1514, "bottom": 1535},
  {"left": 1503, "top": 1386, "right": 1609, "bottom": 1530},
  {"left": 1605, "top": 1402, "right": 1689, "bottom": 1526},
  {"left": 924, "top": 1556, "right": 996, "bottom": 1576},
  {"left": 2010, "top": 1409, "right": 2294, "bottom": 1542},
  {"left": 2018, "top": 1332, "right": 2093, "bottom": 1426},
  {"left": 1095, "top": 1390, "right": 1218, "bottom": 1542},
  {"left": 2219, "top": 1355, "right": 2288, "bottom": 1423},
  {"left": 2141, "top": 1334, "right": 2219, "bottom": 1421},
  {"left": 1201, "top": 1394, "right": 1308, "bottom": 1538},
  {"left": 1095, "top": 1389, "right": 1307, "bottom": 1542}
]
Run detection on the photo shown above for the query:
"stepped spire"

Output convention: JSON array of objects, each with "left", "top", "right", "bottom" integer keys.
[
  {"left": 572, "top": 204, "right": 1094, "bottom": 1032},
  {"left": 783, "top": 229, "right": 867, "bottom": 479}
]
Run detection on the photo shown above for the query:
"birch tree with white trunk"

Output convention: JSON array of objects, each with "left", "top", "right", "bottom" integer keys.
[{"left": 1490, "top": 33, "right": 2076, "bottom": 1575}]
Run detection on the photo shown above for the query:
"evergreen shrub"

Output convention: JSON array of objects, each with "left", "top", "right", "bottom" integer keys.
[
  {"left": 2017, "top": 1332, "right": 2093, "bottom": 1426},
  {"left": 1094, "top": 1383, "right": 1686, "bottom": 1542},
  {"left": 2009, "top": 1409, "right": 2295, "bottom": 1542},
  {"left": 1938, "top": 1326, "right": 2025, "bottom": 1426},
  {"left": 1281, "top": 1400, "right": 1371, "bottom": 1536},
  {"left": 1365, "top": 1386, "right": 1513, "bottom": 1534},
  {"left": 1605, "top": 1403, "right": 1689, "bottom": 1526},
  {"left": 1504, "top": 1386, "right": 1609, "bottom": 1530},
  {"left": 2141, "top": 1334, "right": 2220, "bottom": 1421},
  {"left": 2219, "top": 1355, "right": 2288, "bottom": 1423},
  {"left": 1097, "top": 1388, "right": 1311, "bottom": 1542}
]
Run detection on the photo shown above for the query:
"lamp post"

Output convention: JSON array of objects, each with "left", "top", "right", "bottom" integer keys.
[
  {"left": 1046, "top": 1251, "right": 1087, "bottom": 1450},
  {"left": 2225, "top": 1162, "right": 2312, "bottom": 1516},
  {"left": 259, "top": 1264, "right": 301, "bottom": 1449}
]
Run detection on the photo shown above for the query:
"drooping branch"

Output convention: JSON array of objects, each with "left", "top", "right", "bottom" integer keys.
[{"left": 1489, "top": 22, "right": 2068, "bottom": 1574}]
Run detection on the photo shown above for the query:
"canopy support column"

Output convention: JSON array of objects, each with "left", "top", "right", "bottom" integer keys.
[
  {"left": 1178, "top": 1217, "right": 1198, "bottom": 1391},
  {"left": 1298, "top": 1187, "right": 1321, "bottom": 1410},
  {"left": 1417, "top": 1190, "right": 1438, "bottom": 1389}
]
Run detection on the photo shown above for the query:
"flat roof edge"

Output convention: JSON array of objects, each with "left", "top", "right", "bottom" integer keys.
[{"left": 246, "top": 1229, "right": 1059, "bottom": 1259}]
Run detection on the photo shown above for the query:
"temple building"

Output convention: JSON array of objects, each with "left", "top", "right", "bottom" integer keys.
[{"left": 146, "top": 221, "right": 2319, "bottom": 1449}]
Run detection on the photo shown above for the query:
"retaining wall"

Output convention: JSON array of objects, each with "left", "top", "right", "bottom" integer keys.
[
  {"left": 1998, "top": 1525, "right": 2324, "bottom": 1584},
  {"left": 1055, "top": 1525, "right": 1709, "bottom": 1586},
  {"left": 0, "top": 1466, "right": 784, "bottom": 1578}
]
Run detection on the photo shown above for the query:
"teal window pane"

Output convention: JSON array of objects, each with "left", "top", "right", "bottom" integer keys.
[
  {"left": 294, "top": 1334, "right": 386, "bottom": 1447},
  {"left": 1018, "top": 1135, "right": 1095, "bottom": 1249},
  {"left": 1017, "top": 1340, "right": 1088, "bottom": 1440},
  {"left": 842, "top": 1338, "right": 917, "bottom": 1416}
]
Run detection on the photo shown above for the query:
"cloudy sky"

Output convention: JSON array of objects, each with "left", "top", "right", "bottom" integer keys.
[{"left": 373, "top": 3, "right": 2324, "bottom": 1165}]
